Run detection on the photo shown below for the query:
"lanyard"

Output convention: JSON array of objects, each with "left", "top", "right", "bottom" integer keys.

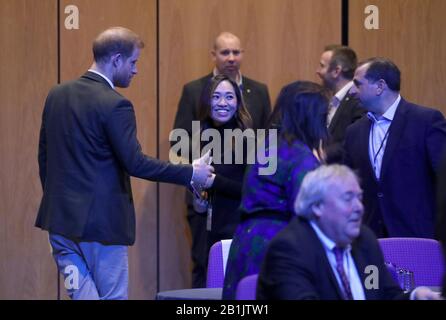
[{"left": 371, "top": 122, "right": 390, "bottom": 175}]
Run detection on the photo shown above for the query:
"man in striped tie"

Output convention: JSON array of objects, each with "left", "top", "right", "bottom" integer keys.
[{"left": 257, "top": 164, "right": 441, "bottom": 300}]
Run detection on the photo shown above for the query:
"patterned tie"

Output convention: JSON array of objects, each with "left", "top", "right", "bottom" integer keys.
[{"left": 333, "top": 246, "right": 354, "bottom": 300}]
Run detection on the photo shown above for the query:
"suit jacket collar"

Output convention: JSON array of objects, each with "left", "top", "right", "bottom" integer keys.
[
  {"left": 205, "top": 72, "right": 255, "bottom": 94},
  {"left": 329, "top": 93, "right": 353, "bottom": 131},
  {"left": 379, "top": 98, "right": 409, "bottom": 179},
  {"left": 350, "top": 238, "right": 377, "bottom": 300},
  {"left": 355, "top": 98, "right": 409, "bottom": 181},
  {"left": 300, "top": 219, "right": 348, "bottom": 299},
  {"left": 303, "top": 219, "right": 380, "bottom": 299},
  {"left": 82, "top": 71, "right": 114, "bottom": 88},
  {"left": 355, "top": 114, "right": 376, "bottom": 178},
  {"left": 212, "top": 69, "right": 243, "bottom": 86}
]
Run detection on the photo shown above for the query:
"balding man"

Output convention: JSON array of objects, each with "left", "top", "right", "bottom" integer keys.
[
  {"left": 36, "top": 27, "right": 213, "bottom": 299},
  {"left": 172, "top": 32, "right": 271, "bottom": 288},
  {"left": 257, "top": 165, "right": 440, "bottom": 300},
  {"left": 344, "top": 57, "right": 446, "bottom": 238}
]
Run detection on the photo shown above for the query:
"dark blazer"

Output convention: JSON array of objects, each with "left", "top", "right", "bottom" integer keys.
[
  {"left": 173, "top": 73, "right": 271, "bottom": 134},
  {"left": 325, "top": 93, "right": 365, "bottom": 164},
  {"left": 344, "top": 98, "right": 446, "bottom": 238},
  {"left": 172, "top": 72, "right": 271, "bottom": 210},
  {"left": 36, "top": 72, "right": 192, "bottom": 245},
  {"left": 436, "top": 152, "right": 446, "bottom": 296},
  {"left": 257, "top": 217, "right": 406, "bottom": 300},
  {"left": 199, "top": 119, "right": 248, "bottom": 248}
]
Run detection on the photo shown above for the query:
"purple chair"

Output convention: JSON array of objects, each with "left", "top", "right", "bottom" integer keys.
[
  {"left": 206, "top": 239, "right": 232, "bottom": 288},
  {"left": 235, "top": 274, "right": 259, "bottom": 300},
  {"left": 378, "top": 237, "right": 445, "bottom": 287}
]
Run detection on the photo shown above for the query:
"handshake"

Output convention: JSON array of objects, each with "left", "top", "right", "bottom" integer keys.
[{"left": 190, "top": 150, "right": 215, "bottom": 200}]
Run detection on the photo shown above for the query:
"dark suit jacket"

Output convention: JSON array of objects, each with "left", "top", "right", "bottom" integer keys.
[
  {"left": 200, "top": 119, "right": 247, "bottom": 247},
  {"left": 257, "top": 217, "right": 406, "bottom": 300},
  {"left": 344, "top": 98, "right": 446, "bottom": 238},
  {"left": 172, "top": 73, "right": 271, "bottom": 209},
  {"left": 173, "top": 73, "right": 271, "bottom": 134},
  {"left": 325, "top": 93, "right": 365, "bottom": 164},
  {"left": 436, "top": 152, "right": 446, "bottom": 295},
  {"left": 36, "top": 72, "right": 192, "bottom": 245}
]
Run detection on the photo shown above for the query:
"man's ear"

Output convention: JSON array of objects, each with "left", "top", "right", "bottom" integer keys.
[
  {"left": 312, "top": 202, "right": 324, "bottom": 218},
  {"left": 111, "top": 53, "right": 122, "bottom": 68},
  {"left": 376, "top": 79, "right": 387, "bottom": 95},
  {"left": 210, "top": 49, "right": 216, "bottom": 61},
  {"left": 331, "top": 65, "right": 342, "bottom": 79}
]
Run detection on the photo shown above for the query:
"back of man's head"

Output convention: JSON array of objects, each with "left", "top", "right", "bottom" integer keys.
[
  {"left": 324, "top": 45, "right": 357, "bottom": 80},
  {"left": 93, "top": 27, "right": 144, "bottom": 65},
  {"left": 359, "top": 57, "right": 401, "bottom": 92}
]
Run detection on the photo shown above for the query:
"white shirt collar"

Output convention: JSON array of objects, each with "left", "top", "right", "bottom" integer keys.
[
  {"left": 309, "top": 220, "right": 352, "bottom": 252},
  {"left": 213, "top": 67, "right": 243, "bottom": 87},
  {"left": 368, "top": 94, "right": 401, "bottom": 122},
  {"left": 334, "top": 81, "right": 354, "bottom": 102},
  {"left": 88, "top": 69, "right": 114, "bottom": 89}
]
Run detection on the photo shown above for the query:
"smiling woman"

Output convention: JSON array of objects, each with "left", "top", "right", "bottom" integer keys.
[
  {"left": 210, "top": 80, "right": 238, "bottom": 125},
  {"left": 222, "top": 81, "right": 329, "bottom": 299},
  {"left": 184, "top": 74, "right": 254, "bottom": 272},
  {"left": 198, "top": 74, "right": 251, "bottom": 130}
]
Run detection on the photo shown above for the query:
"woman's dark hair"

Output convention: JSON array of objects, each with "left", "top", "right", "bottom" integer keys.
[
  {"left": 198, "top": 74, "right": 252, "bottom": 130},
  {"left": 268, "top": 81, "right": 329, "bottom": 150}
]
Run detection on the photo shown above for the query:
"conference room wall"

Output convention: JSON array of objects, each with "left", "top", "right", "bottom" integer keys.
[
  {"left": 157, "top": 0, "right": 341, "bottom": 291},
  {"left": 349, "top": 0, "right": 446, "bottom": 113},
  {"left": 0, "top": 0, "right": 341, "bottom": 299},
  {"left": 0, "top": 0, "right": 58, "bottom": 299},
  {"left": 58, "top": 0, "right": 158, "bottom": 299},
  {"left": 3, "top": 0, "right": 445, "bottom": 299}
]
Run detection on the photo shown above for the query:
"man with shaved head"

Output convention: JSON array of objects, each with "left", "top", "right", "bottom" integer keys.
[
  {"left": 36, "top": 27, "right": 213, "bottom": 299},
  {"left": 172, "top": 31, "right": 271, "bottom": 288}
]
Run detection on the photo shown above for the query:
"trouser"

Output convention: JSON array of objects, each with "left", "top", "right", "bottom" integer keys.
[
  {"left": 49, "top": 233, "right": 128, "bottom": 300},
  {"left": 187, "top": 207, "right": 208, "bottom": 288}
]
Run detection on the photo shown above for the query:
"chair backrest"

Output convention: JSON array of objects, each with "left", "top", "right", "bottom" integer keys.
[
  {"left": 378, "top": 237, "right": 445, "bottom": 287},
  {"left": 235, "top": 274, "right": 259, "bottom": 300},
  {"left": 206, "top": 239, "right": 232, "bottom": 288}
]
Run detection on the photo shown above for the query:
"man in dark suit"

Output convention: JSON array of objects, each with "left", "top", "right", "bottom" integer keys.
[
  {"left": 172, "top": 32, "right": 271, "bottom": 287},
  {"left": 316, "top": 45, "right": 365, "bottom": 164},
  {"left": 257, "top": 164, "right": 440, "bottom": 300},
  {"left": 36, "top": 27, "right": 213, "bottom": 299},
  {"left": 436, "top": 153, "right": 446, "bottom": 296},
  {"left": 344, "top": 57, "right": 446, "bottom": 238}
]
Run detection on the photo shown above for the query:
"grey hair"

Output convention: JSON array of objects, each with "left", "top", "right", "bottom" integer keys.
[{"left": 294, "top": 165, "right": 360, "bottom": 220}]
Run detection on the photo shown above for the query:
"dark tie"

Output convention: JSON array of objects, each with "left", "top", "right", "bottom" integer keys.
[{"left": 333, "top": 247, "right": 354, "bottom": 300}]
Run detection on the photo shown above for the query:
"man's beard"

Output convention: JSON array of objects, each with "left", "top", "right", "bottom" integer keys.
[{"left": 114, "top": 73, "right": 131, "bottom": 88}]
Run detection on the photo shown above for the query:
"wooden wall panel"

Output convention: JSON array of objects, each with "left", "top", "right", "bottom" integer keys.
[
  {"left": 59, "top": 0, "right": 157, "bottom": 299},
  {"left": 0, "top": 0, "right": 57, "bottom": 299},
  {"left": 1, "top": 0, "right": 348, "bottom": 298},
  {"left": 349, "top": 0, "right": 446, "bottom": 113},
  {"left": 158, "top": 0, "right": 341, "bottom": 290}
]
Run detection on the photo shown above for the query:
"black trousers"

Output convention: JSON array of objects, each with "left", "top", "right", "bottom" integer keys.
[{"left": 187, "top": 207, "right": 208, "bottom": 288}]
